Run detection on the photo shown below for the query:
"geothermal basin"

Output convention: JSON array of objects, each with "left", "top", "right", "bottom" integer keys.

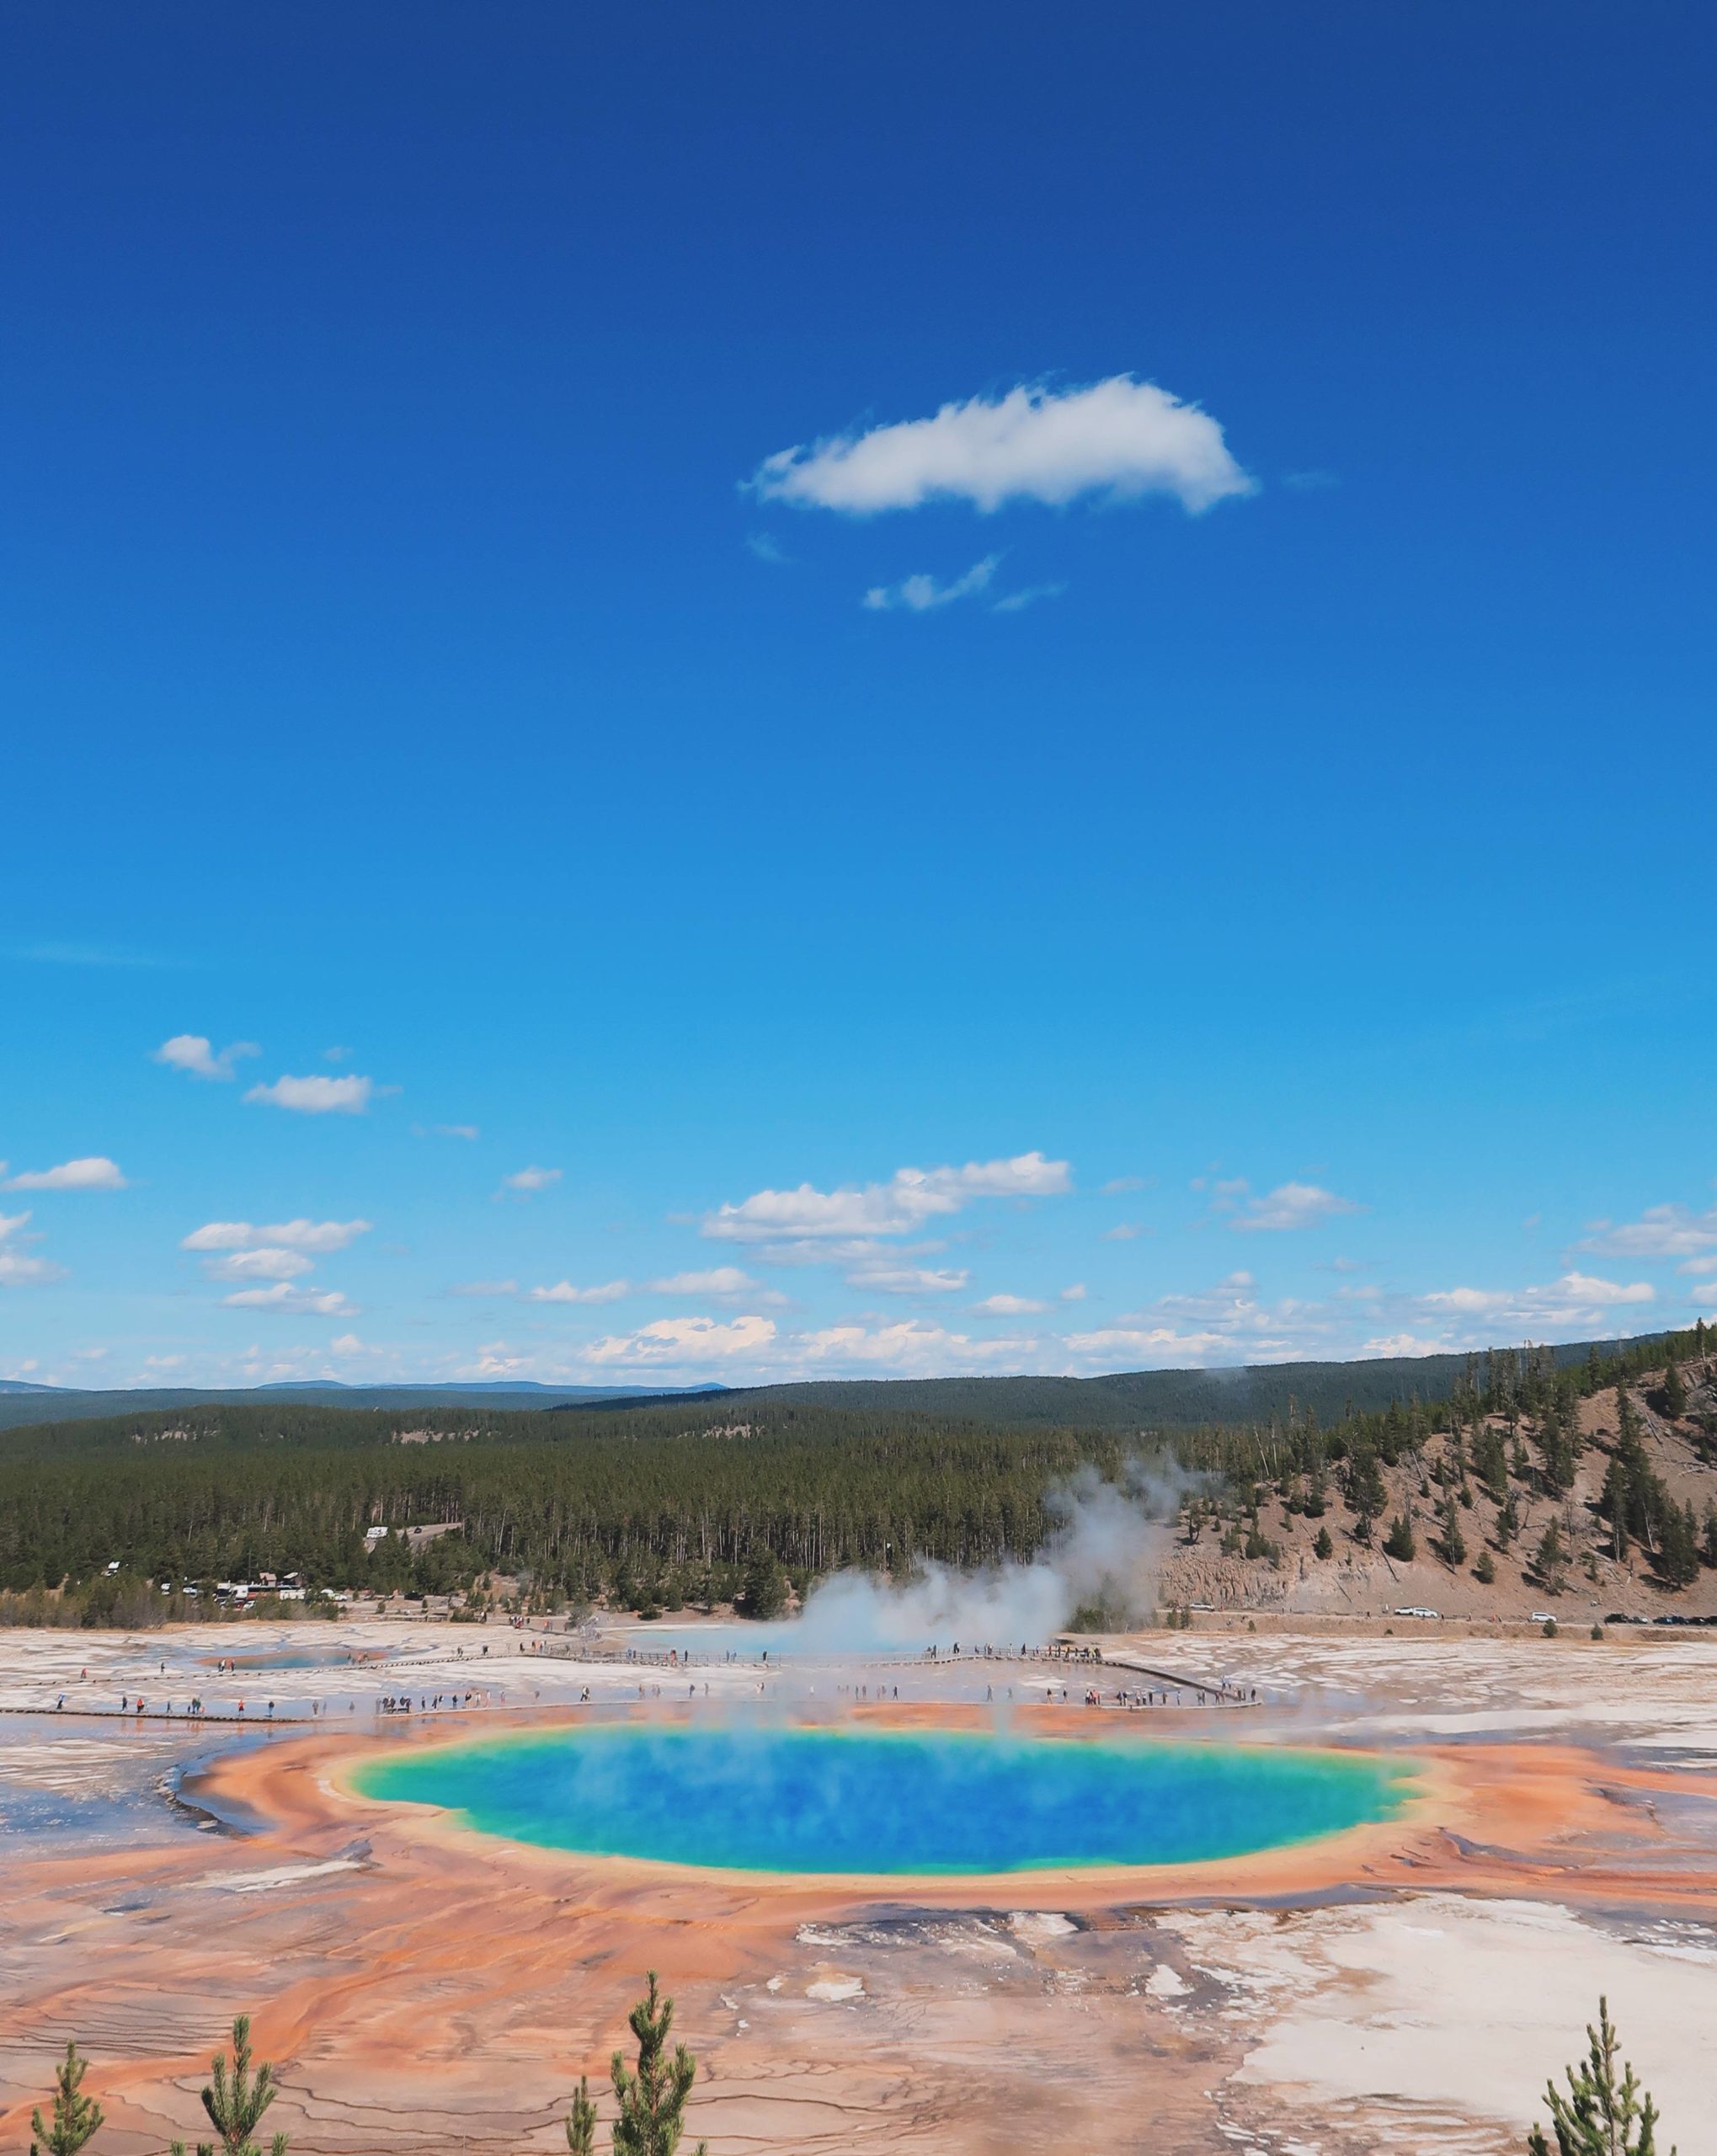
[{"left": 351, "top": 1723, "right": 1414, "bottom": 1874}]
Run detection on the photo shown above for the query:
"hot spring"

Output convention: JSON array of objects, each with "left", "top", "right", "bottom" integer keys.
[{"left": 353, "top": 1726, "right": 1414, "bottom": 1876}]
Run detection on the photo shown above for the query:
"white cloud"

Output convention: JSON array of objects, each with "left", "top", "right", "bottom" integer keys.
[
  {"left": 183, "top": 1219, "right": 371, "bottom": 1253},
  {"left": 750, "top": 376, "right": 1253, "bottom": 516},
  {"left": 847, "top": 1264, "right": 970, "bottom": 1295},
  {"left": 204, "top": 1248, "right": 316, "bottom": 1283},
  {"left": 792, "top": 1320, "right": 1032, "bottom": 1375},
  {"left": 648, "top": 1267, "right": 760, "bottom": 1299},
  {"left": 1063, "top": 1271, "right": 1325, "bottom": 1371},
  {"left": 500, "top": 1165, "right": 563, "bottom": 1196},
  {"left": 971, "top": 1293, "right": 1047, "bottom": 1315},
  {"left": 435, "top": 1123, "right": 480, "bottom": 1141},
  {"left": 1103, "top": 1222, "right": 1141, "bottom": 1241},
  {"left": 1229, "top": 1182, "right": 1361, "bottom": 1232},
  {"left": 1682, "top": 1256, "right": 1717, "bottom": 1278},
  {"left": 862, "top": 555, "right": 999, "bottom": 613},
  {"left": 746, "top": 532, "right": 789, "bottom": 564},
  {"left": 1101, "top": 1177, "right": 1145, "bottom": 1195},
  {"left": 3, "top": 1156, "right": 128, "bottom": 1191},
  {"left": 1060, "top": 1283, "right": 1087, "bottom": 1302},
  {"left": 1063, "top": 1323, "right": 1234, "bottom": 1364},
  {"left": 1578, "top": 1203, "right": 1717, "bottom": 1260},
  {"left": 990, "top": 581, "right": 1067, "bottom": 614},
  {"left": 449, "top": 1279, "right": 518, "bottom": 1298},
  {"left": 584, "top": 1314, "right": 778, "bottom": 1366},
  {"left": 0, "top": 1210, "right": 62, "bottom": 1289},
  {"left": 703, "top": 1150, "right": 1070, "bottom": 1246},
  {"left": 245, "top": 1074, "right": 374, "bottom": 1114},
  {"left": 527, "top": 1279, "right": 631, "bottom": 1305},
  {"left": 152, "top": 1033, "right": 260, "bottom": 1081},
  {"left": 221, "top": 1283, "right": 359, "bottom": 1316},
  {"left": 1411, "top": 1272, "right": 1655, "bottom": 1341},
  {"left": 1360, "top": 1332, "right": 1448, "bottom": 1359}
]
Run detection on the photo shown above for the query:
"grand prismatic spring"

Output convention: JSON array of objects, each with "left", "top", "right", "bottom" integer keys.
[{"left": 351, "top": 1724, "right": 1415, "bottom": 1873}]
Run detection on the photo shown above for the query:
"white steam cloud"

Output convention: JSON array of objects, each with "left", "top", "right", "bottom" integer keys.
[{"left": 787, "top": 1460, "right": 1200, "bottom": 1653}]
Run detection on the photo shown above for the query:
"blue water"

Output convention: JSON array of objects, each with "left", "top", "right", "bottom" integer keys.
[{"left": 354, "top": 1725, "right": 1411, "bottom": 1875}]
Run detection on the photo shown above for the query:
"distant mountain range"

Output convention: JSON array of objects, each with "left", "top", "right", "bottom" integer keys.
[
  {"left": 0, "top": 1331, "right": 1676, "bottom": 1435},
  {"left": 0, "top": 1379, "right": 717, "bottom": 1431}
]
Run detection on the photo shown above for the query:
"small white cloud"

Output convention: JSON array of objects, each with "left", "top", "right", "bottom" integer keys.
[
  {"left": 152, "top": 1034, "right": 260, "bottom": 1081},
  {"left": 704, "top": 1150, "right": 1070, "bottom": 1246},
  {"left": 1361, "top": 1331, "right": 1446, "bottom": 1358},
  {"left": 204, "top": 1248, "right": 316, "bottom": 1283},
  {"left": 750, "top": 375, "right": 1253, "bottom": 516},
  {"left": 1410, "top": 1273, "right": 1655, "bottom": 1342},
  {"left": 990, "top": 581, "right": 1066, "bottom": 614},
  {"left": 847, "top": 1264, "right": 970, "bottom": 1295},
  {"left": 183, "top": 1219, "right": 371, "bottom": 1253},
  {"left": 221, "top": 1283, "right": 359, "bottom": 1316},
  {"left": 500, "top": 1165, "right": 563, "bottom": 1196},
  {"left": 1104, "top": 1223, "right": 1140, "bottom": 1241},
  {"left": 1230, "top": 1182, "right": 1360, "bottom": 1232},
  {"left": 863, "top": 555, "right": 999, "bottom": 613},
  {"left": 4, "top": 1156, "right": 128, "bottom": 1191},
  {"left": 449, "top": 1279, "right": 519, "bottom": 1298},
  {"left": 0, "top": 1210, "right": 62, "bottom": 1289},
  {"left": 648, "top": 1267, "right": 759, "bottom": 1298},
  {"left": 245, "top": 1074, "right": 374, "bottom": 1114},
  {"left": 1060, "top": 1283, "right": 1087, "bottom": 1302},
  {"left": 527, "top": 1279, "right": 631, "bottom": 1305},
  {"left": 584, "top": 1314, "right": 779, "bottom": 1366},
  {"left": 323, "top": 1044, "right": 351, "bottom": 1063},
  {"left": 1101, "top": 1177, "right": 1145, "bottom": 1195},
  {"left": 435, "top": 1123, "right": 480, "bottom": 1141},
  {"left": 746, "top": 532, "right": 789, "bottom": 564},
  {"left": 971, "top": 1293, "right": 1047, "bottom": 1315},
  {"left": 1579, "top": 1203, "right": 1717, "bottom": 1261}
]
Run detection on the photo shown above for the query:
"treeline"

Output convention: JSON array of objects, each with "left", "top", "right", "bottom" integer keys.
[
  {"left": 0, "top": 1411, "right": 1128, "bottom": 1608},
  {"left": 2, "top": 1323, "right": 1708, "bottom": 1620}
]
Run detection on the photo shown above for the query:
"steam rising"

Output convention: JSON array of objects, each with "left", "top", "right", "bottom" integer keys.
[{"left": 789, "top": 1461, "right": 1201, "bottom": 1653}]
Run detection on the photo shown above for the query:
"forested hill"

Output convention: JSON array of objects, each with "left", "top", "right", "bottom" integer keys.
[
  {"left": 0, "top": 1330, "right": 1680, "bottom": 1443},
  {"left": 568, "top": 1333, "right": 1674, "bottom": 1433},
  {"left": 0, "top": 1379, "right": 696, "bottom": 1434},
  {"left": 0, "top": 1324, "right": 1709, "bottom": 1613}
]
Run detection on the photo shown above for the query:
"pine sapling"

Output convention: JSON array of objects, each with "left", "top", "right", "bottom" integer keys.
[
  {"left": 611, "top": 1972, "right": 707, "bottom": 2156},
  {"left": 31, "top": 2042, "right": 104, "bottom": 2156},
  {"left": 1528, "top": 1996, "right": 1674, "bottom": 2156},
  {"left": 567, "top": 2075, "right": 597, "bottom": 2156},
  {"left": 191, "top": 2016, "right": 287, "bottom": 2156}
]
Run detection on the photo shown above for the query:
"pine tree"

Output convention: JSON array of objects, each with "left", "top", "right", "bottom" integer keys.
[
  {"left": 1312, "top": 1526, "right": 1333, "bottom": 1560},
  {"left": 1474, "top": 1548, "right": 1496, "bottom": 1585},
  {"left": 1528, "top": 1996, "right": 1673, "bottom": 2156},
  {"left": 1383, "top": 1513, "right": 1416, "bottom": 1561},
  {"left": 567, "top": 2076, "right": 597, "bottom": 2156},
  {"left": 1437, "top": 1497, "right": 1467, "bottom": 1569},
  {"left": 1657, "top": 1502, "right": 1700, "bottom": 1590},
  {"left": 610, "top": 1973, "right": 706, "bottom": 2156},
  {"left": 190, "top": 2017, "right": 286, "bottom": 2156},
  {"left": 1533, "top": 1519, "right": 1567, "bottom": 1595},
  {"left": 1661, "top": 1358, "right": 1687, "bottom": 1420},
  {"left": 31, "top": 2042, "right": 104, "bottom": 2156}
]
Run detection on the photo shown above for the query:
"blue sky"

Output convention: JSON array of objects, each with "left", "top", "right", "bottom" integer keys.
[{"left": 3, "top": 3, "right": 1714, "bottom": 1389}]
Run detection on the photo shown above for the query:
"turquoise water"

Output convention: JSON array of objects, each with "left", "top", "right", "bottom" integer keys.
[{"left": 353, "top": 1725, "right": 1412, "bottom": 1875}]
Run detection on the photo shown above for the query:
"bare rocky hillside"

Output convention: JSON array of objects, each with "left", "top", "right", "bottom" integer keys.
[{"left": 1156, "top": 1358, "right": 1717, "bottom": 1625}]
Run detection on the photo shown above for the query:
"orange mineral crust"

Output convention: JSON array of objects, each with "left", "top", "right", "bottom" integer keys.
[{"left": 4, "top": 1672, "right": 1716, "bottom": 2156}]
